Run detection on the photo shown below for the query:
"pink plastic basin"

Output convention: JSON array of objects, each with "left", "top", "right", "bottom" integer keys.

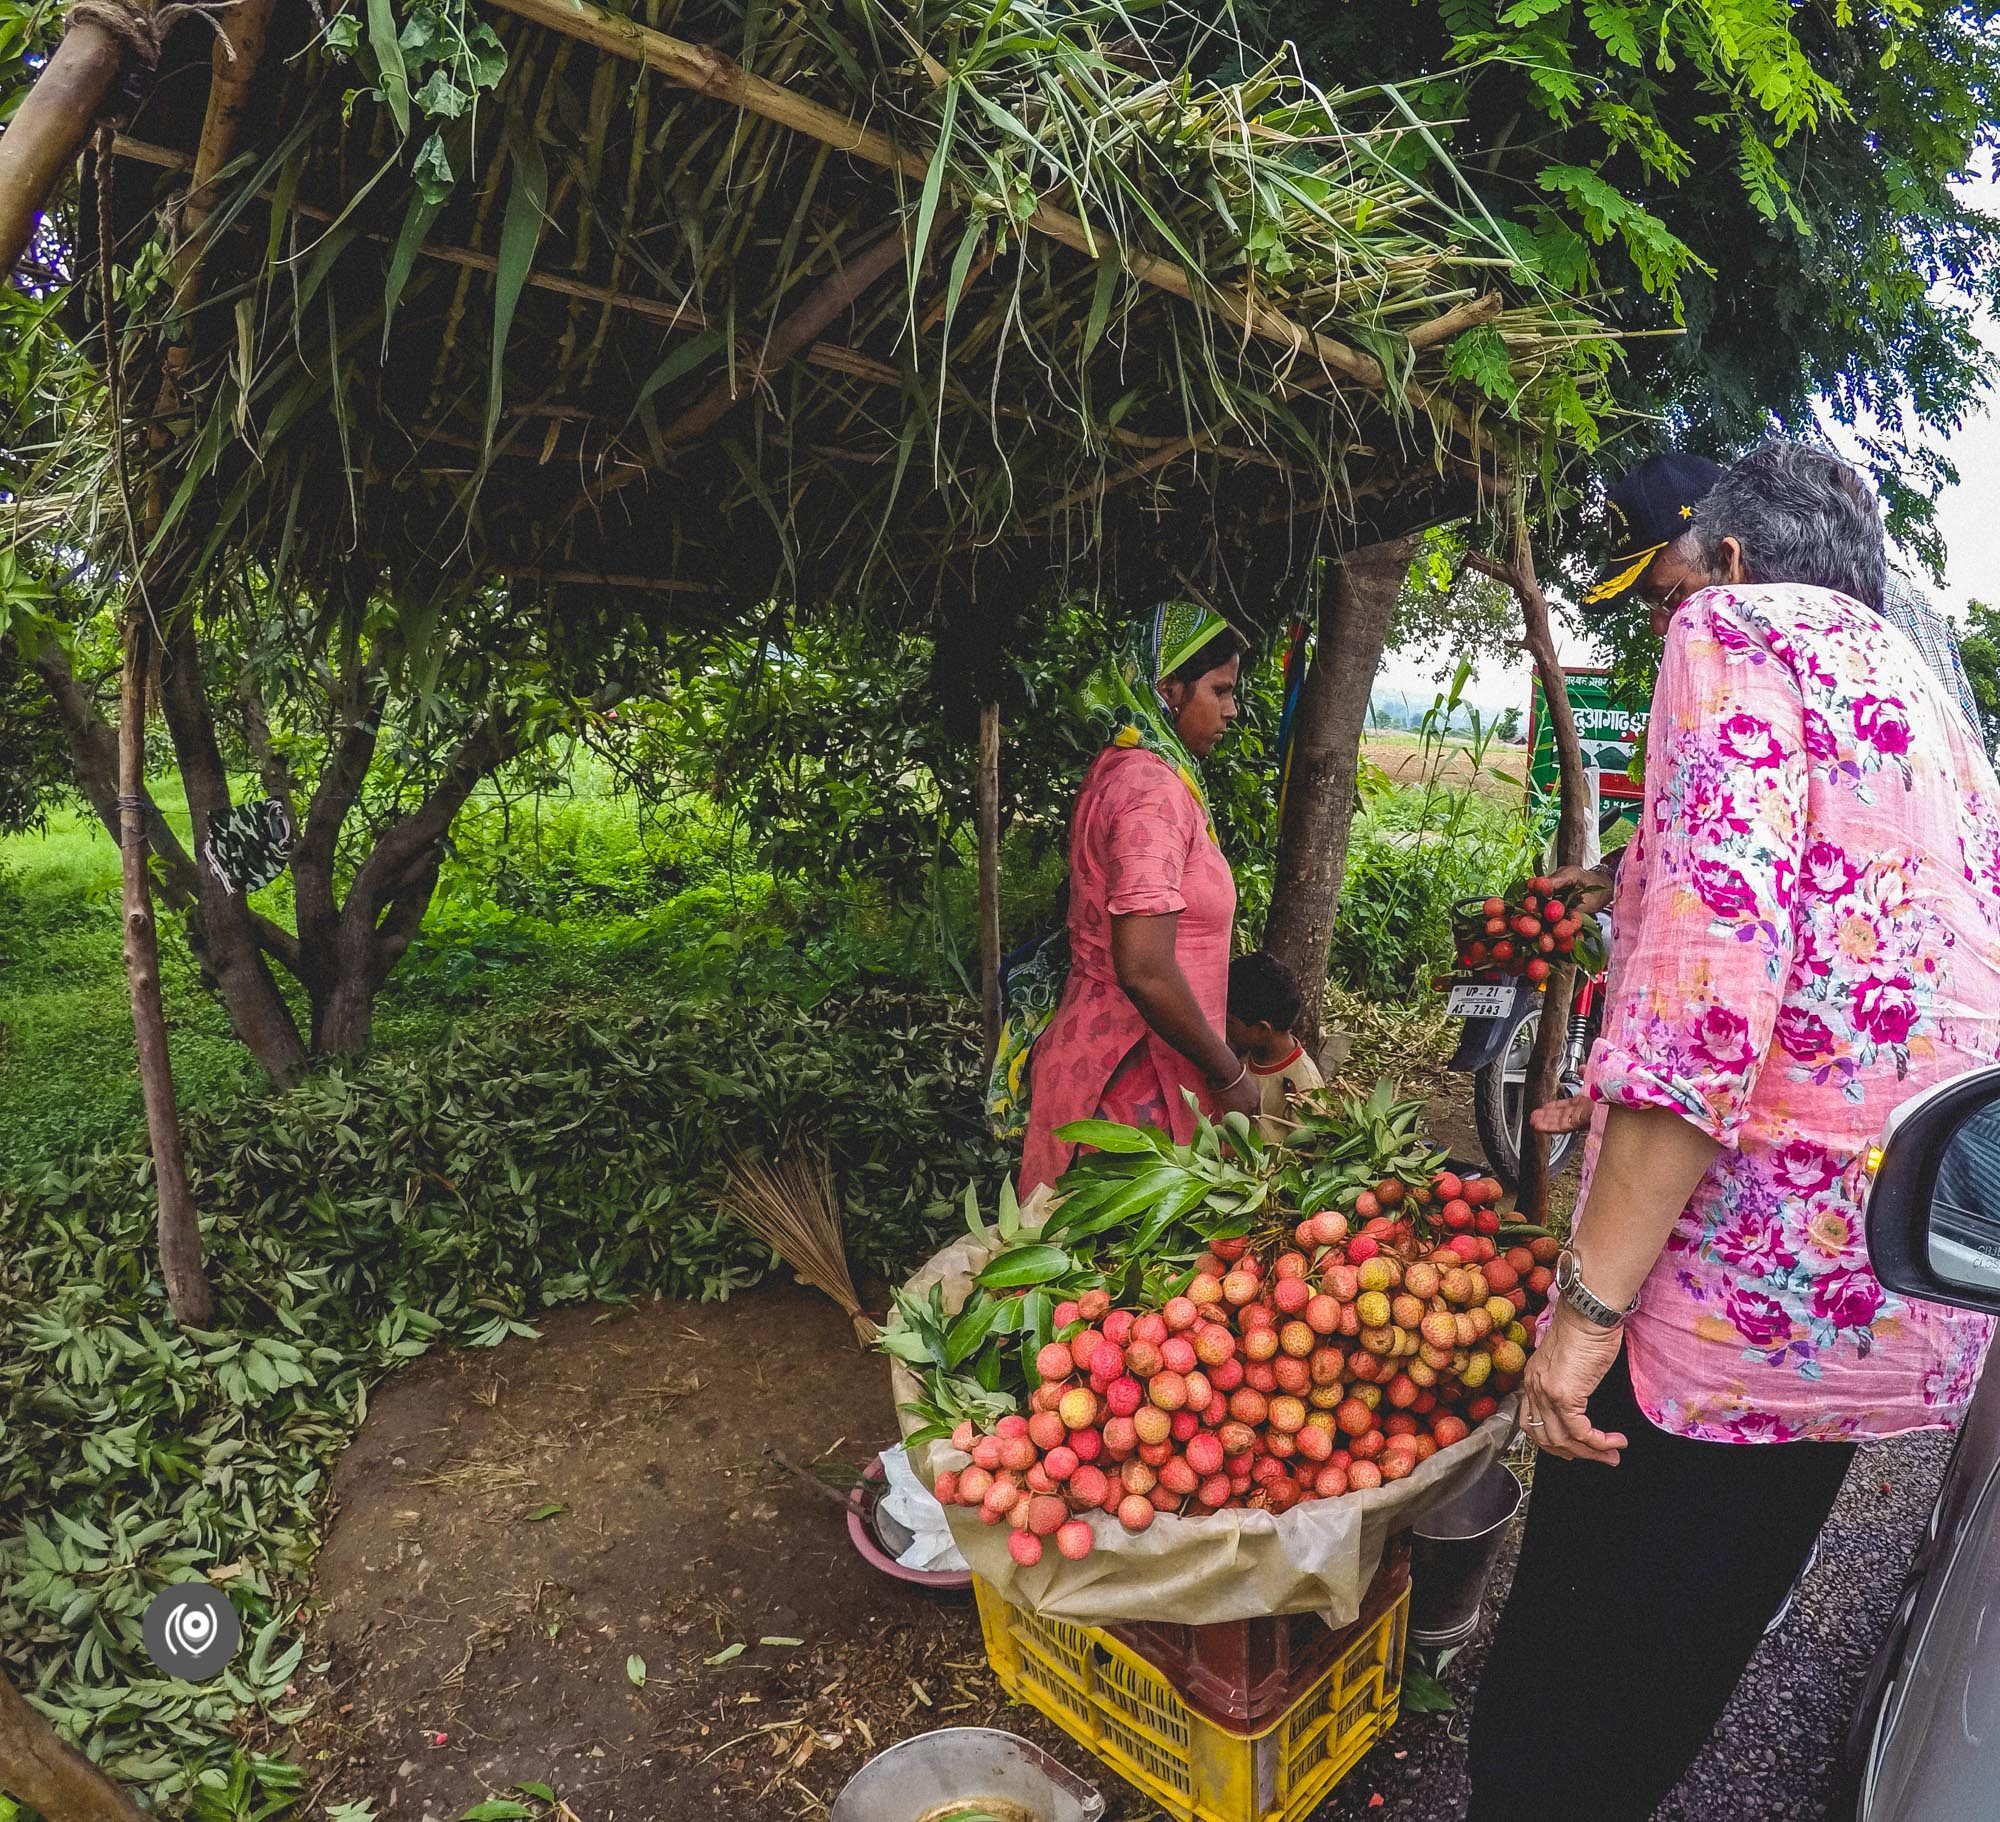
[{"left": 846, "top": 1455, "right": 973, "bottom": 1592}]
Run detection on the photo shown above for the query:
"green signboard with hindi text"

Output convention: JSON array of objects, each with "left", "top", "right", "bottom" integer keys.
[{"left": 1528, "top": 668, "right": 1648, "bottom": 852}]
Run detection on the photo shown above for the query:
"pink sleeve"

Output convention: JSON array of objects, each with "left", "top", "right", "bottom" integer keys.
[
  {"left": 1095, "top": 756, "right": 1201, "bottom": 918},
  {"left": 1587, "top": 599, "right": 1807, "bottom": 1145}
]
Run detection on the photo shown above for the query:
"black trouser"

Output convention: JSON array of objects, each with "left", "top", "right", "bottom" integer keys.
[{"left": 1464, "top": 1351, "right": 1857, "bottom": 1822}]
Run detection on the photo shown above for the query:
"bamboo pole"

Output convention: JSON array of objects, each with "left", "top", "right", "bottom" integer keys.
[
  {"left": 479, "top": 0, "right": 1392, "bottom": 390},
  {"left": 115, "top": 0, "right": 280, "bottom": 1328},
  {"left": 119, "top": 605, "right": 213, "bottom": 1325},
  {"left": 0, "top": 17, "right": 123, "bottom": 278},
  {"left": 1469, "top": 516, "right": 1590, "bottom": 1221},
  {"left": 977, "top": 700, "right": 1003, "bottom": 1067}
]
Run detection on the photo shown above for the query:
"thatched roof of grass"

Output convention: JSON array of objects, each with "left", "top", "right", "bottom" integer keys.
[{"left": 24, "top": 0, "right": 1618, "bottom": 637}]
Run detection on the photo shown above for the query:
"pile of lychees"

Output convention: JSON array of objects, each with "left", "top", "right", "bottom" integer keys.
[
  {"left": 934, "top": 1178, "right": 1559, "bottom": 1566},
  {"left": 1453, "top": 876, "right": 1603, "bottom": 984}
]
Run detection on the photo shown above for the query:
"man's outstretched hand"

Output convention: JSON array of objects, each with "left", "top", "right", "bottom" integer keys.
[
  {"left": 1530, "top": 1094, "right": 1596, "bottom": 1135},
  {"left": 1541, "top": 862, "right": 1616, "bottom": 914}
]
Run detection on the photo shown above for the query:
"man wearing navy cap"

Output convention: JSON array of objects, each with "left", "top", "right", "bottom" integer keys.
[
  {"left": 1582, "top": 450, "right": 1727, "bottom": 635},
  {"left": 1584, "top": 449, "right": 1982, "bottom": 724}
]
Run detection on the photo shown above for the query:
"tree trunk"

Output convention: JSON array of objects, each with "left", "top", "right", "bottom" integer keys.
[
  {"left": 977, "top": 700, "right": 1002, "bottom": 1066},
  {"left": 0, "top": 1660, "right": 149, "bottom": 1822},
  {"left": 0, "top": 19, "right": 122, "bottom": 278},
  {"left": 311, "top": 962, "right": 378, "bottom": 1056},
  {"left": 119, "top": 611, "right": 213, "bottom": 1326},
  {"left": 1499, "top": 520, "right": 1590, "bottom": 1223},
  {"left": 1263, "top": 534, "right": 1419, "bottom": 1057},
  {"left": 154, "top": 620, "right": 310, "bottom": 1084}
]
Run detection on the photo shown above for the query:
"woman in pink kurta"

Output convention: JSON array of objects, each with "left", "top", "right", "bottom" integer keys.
[
  {"left": 1467, "top": 443, "right": 2000, "bottom": 1822},
  {"left": 1014, "top": 606, "right": 1258, "bottom": 1197}
]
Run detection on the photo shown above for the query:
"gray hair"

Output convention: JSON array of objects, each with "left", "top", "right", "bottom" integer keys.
[{"left": 1690, "top": 440, "right": 1887, "bottom": 610}]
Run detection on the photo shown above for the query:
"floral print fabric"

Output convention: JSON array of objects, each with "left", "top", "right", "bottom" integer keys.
[
  {"left": 1579, "top": 582, "right": 2000, "bottom": 1441},
  {"left": 1018, "top": 746, "right": 1236, "bottom": 1197}
]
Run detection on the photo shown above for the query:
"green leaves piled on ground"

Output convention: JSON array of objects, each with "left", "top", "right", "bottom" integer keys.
[{"left": 0, "top": 990, "right": 1006, "bottom": 1805}]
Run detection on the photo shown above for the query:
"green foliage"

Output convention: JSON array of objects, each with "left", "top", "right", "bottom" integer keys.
[
  {"left": 1246, "top": 0, "right": 2000, "bottom": 550},
  {"left": 0, "top": 797, "right": 266, "bottom": 1164},
  {"left": 640, "top": 601, "right": 1288, "bottom": 932},
  {"left": 0, "top": 989, "right": 1005, "bottom": 1801},
  {"left": 0, "top": 636, "right": 69, "bottom": 834},
  {"left": 1386, "top": 525, "right": 1523, "bottom": 685},
  {"left": 1331, "top": 687, "right": 1541, "bottom": 1000},
  {"left": 1958, "top": 598, "right": 2000, "bottom": 756}
]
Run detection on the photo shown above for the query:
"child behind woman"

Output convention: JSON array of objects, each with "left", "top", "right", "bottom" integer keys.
[{"left": 1225, "top": 950, "right": 1323, "bottom": 1131}]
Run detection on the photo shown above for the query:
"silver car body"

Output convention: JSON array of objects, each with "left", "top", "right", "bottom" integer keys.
[
  {"left": 1849, "top": 1354, "right": 2000, "bottom": 1819},
  {"left": 1851, "top": 1067, "right": 2000, "bottom": 1819}
]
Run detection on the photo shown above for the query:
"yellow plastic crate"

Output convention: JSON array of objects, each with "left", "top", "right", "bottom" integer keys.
[{"left": 974, "top": 1576, "right": 1408, "bottom": 1822}]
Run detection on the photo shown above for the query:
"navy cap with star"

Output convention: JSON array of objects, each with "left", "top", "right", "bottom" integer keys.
[{"left": 1585, "top": 452, "right": 1726, "bottom": 608}]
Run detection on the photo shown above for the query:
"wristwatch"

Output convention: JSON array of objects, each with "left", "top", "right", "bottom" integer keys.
[{"left": 1555, "top": 1247, "right": 1640, "bottom": 1329}]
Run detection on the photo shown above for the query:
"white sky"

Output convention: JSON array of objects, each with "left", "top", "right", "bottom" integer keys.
[{"left": 1376, "top": 168, "right": 2000, "bottom": 718}]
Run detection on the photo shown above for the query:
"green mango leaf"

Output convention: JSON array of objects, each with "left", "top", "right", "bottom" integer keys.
[
  {"left": 485, "top": 116, "right": 548, "bottom": 454},
  {"left": 1052, "top": 1120, "right": 1161, "bottom": 1155},
  {"left": 975, "top": 1244, "right": 1071, "bottom": 1289},
  {"left": 944, "top": 1295, "right": 1009, "bottom": 1369}
]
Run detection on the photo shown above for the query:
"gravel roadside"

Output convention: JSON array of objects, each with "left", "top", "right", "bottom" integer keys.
[{"left": 1309, "top": 1429, "right": 1952, "bottom": 1821}]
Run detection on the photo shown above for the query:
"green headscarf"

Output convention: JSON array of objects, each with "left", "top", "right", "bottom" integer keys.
[
  {"left": 1071, "top": 600, "right": 1231, "bottom": 835},
  {"left": 985, "top": 601, "right": 1234, "bottom": 1142}
]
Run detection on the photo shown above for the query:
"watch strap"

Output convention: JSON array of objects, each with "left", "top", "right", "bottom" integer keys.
[{"left": 1556, "top": 1247, "right": 1638, "bottom": 1328}]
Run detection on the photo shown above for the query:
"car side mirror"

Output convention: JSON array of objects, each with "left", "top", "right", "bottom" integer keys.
[{"left": 1866, "top": 1062, "right": 2000, "bottom": 1315}]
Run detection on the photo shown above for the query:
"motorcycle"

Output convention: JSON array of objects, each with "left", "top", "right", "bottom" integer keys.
[{"left": 1440, "top": 925, "right": 1608, "bottom": 1192}]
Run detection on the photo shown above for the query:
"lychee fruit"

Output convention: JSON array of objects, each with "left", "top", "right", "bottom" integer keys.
[
  {"left": 1008, "top": 1528, "right": 1044, "bottom": 1567},
  {"left": 1070, "top": 1464, "right": 1112, "bottom": 1508},
  {"left": 1035, "top": 1342, "right": 1075, "bottom": 1383},
  {"left": 1117, "top": 1495, "right": 1155, "bottom": 1532},
  {"left": 1058, "top": 1387, "right": 1099, "bottom": 1431},
  {"left": 1056, "top": 1519, "right": 1094, "bottom": 1561}
]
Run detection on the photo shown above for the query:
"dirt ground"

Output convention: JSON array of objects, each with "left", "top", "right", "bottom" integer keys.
[
  {"left": 1360, "top": 736, "right": 1527, "bottom": 799},
  {"left": 287, "top": 1284, "right": 1114, "bottom": 1820},
  {"left": 283, "top": 1083, "right": 1573, "bottom": 1822}
]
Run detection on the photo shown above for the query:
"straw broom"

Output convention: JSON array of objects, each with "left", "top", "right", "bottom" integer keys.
[{"left": 718, "top": 1149, "right": 880, "bottom": 1345}]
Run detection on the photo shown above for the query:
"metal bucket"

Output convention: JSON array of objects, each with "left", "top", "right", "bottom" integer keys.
[
  {"left": 1409, "top": 1458, "right": 1524, "bottom": 1650},
  {"left": 830, "top": 1727, "right": 1105, "bottom": 1822}
]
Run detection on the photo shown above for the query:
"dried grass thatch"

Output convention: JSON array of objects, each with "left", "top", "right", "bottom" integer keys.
[{"left": 10, "top": 0, "right": 1619, "bottom": 640}]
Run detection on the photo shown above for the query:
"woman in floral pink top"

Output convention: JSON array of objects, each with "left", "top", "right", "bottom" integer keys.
[{"left": 1467, "top": 443, "right": 2000, "bottom": 1822}]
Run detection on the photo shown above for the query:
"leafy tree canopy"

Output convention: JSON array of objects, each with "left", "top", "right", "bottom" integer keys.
[
  {"left": 1243, "top": 0, "right": 2000, "bottom": 558},
  {"left": 1958, "top": 597, "right": 2000, "bottom": 751}
]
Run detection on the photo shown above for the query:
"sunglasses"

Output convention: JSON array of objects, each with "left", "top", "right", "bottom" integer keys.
[{"left": 1634, "top": 550, "right": 1708, "bottom": 619}]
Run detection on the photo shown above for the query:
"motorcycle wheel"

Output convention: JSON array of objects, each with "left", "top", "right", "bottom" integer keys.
[{"left": 1472, "top": 1001, "right": 1584, "bottom": 1191}]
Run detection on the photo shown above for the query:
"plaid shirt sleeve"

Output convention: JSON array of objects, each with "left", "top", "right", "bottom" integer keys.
[{"left": 1879, "top": 573, "right": 1984, "bottom": 739}]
